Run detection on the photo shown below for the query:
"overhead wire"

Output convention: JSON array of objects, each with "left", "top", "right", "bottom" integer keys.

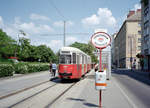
[{"left": 48, "top": 0, "right": 67, "bottom": 21}]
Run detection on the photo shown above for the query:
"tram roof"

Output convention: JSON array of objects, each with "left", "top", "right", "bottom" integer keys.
[{"left": 60, "top": 47, "right": 87, "bottom": 55}]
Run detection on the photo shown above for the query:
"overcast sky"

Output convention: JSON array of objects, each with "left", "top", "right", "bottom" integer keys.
[{"left": 0, "top": 0, "right": 141, "bottom": 52}]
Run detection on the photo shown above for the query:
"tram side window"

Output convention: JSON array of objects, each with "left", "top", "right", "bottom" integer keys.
[
  {"left": 82, "top": 55, "right": 84, "bottom": 64},
  {"left": 73, "top": 53, "right": 76, "bottom": 64},
  {"left": 59, "top": 55, "right": 71, "bottom": 64}
]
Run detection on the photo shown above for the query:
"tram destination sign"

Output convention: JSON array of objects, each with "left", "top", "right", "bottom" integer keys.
[{"left": 91, "top": 32, "right": 111, "bottom": 49}]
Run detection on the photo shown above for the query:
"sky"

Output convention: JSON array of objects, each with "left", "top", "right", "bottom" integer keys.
[{"left": 0, "top": 0, "right": 141, "bottom": 52}]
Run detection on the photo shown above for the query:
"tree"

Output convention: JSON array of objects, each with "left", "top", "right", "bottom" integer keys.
[
  {"left": 35, "top": 45, "right": 57, "bottom": 63},
  {"left": 0, "top": 29, "right": 17, "bottom": 58},
  {"left": 18, "top": 37, "right": 31, "bottom": 61},
  {"left": 136, "top": 53, "right": 144, "bottom": 70},
  {"left": 70, "top": 42, "right": 98, "bottom": 63}
]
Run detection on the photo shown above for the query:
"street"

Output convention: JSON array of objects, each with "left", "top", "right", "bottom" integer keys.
[
  {"left": 0, "top": 69, "right": 150, "bottom": 108},
  {"left": 112, "top": 69, "right": 150, "bottom": 108}
]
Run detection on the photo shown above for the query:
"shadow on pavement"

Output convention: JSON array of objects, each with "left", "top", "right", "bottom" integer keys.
[
  {"left": 112, "top": 69, "right": 150, "bottom": 86},
  {"left": 83, "top": 103, "right": 99, "bottom": 107},
  {"left": 67, "top": 97, "right": 85, "bottom": 101},
  {"left": 49, "top": 77, "right": 80, "bottom": 84},
  {"left": 67, "top": 97, "right": 99, "bottom": 107}
]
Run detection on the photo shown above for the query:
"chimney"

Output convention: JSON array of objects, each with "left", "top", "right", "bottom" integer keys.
[{"left": 127, "top": 10, "right": 135, "bottom": 18}]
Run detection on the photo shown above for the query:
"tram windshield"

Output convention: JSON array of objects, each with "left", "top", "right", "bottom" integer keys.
[{"left": 59, "top": 55, "right": 71, "bottom": 64}]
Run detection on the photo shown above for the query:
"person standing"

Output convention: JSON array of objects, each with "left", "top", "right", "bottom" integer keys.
[{"left": 52, "top": 63, "right": 57, "bottom": 77}]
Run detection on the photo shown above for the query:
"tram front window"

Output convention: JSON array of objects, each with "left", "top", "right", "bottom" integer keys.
[{"left": 59, "top": 55, "right": 71, "bottom": 64}]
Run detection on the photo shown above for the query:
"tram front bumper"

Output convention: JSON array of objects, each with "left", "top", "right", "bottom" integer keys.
[{"left": 59, "top": 73, "right": 72, "bottom": 76}]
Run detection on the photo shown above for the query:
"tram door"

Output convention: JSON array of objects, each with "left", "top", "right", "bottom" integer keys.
[
  {"left": 82, "top": 55, "right": 84, "bottom": 75},
  {"left": 77, "top": 54, "right": 80, "bottom": 77}
]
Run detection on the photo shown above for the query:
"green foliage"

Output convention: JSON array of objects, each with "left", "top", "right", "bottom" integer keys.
[
  {"left": 14, "top": 62, "right": 49, "bottom": 74},
  {"left": 70, "top": 42, "right": 98, "bottom": 63},
  {"left": 27, "top": 63, "right": 49, "bottom": 73},
  {"left": 141, "top": 0, "right": 149, "bottom": 6},
  {"left": 0, "top": 28, "right": 58, "bottom": 63},
  {"left": 14, "top": 63, "right": 28, "bottom": 74},
  {"left": 0, "top": 29, "right": 17, "bottom": 58},
  {"left": 0, "top": 64, "right": 14, "bottom": 77},
  {"left": 0, "top": 62, "right": 49, "bottom": 77}
]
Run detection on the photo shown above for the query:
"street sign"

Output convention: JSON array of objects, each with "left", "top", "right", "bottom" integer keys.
[
  {"left": 91, "top": 32, "right": 111, "bottom": 49},
  {"left": 91, "top": 32, "right": 111, "bottom": 108}
]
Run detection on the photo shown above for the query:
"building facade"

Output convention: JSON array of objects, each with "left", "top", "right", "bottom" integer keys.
[
  {"left": 141, "top": 0, "right": 150, "bottom": 70},
  {"left": 114, "top": 10, "right": 141, "bottom": 69},
  {"left": 111, "top": 33, "right": 117, "bottom": 68}
]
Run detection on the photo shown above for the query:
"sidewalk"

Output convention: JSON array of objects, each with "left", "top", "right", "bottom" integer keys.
[
  {"left": 132, "top": 69, "right": 150, "bottom": 78},
  {"left": 50, "top": 70, "right": 135, "bottom": 108}
]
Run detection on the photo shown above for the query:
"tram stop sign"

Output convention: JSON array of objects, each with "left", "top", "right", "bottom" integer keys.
[{"left": 91, "top": 32, "right": 111, "bottom": 49}]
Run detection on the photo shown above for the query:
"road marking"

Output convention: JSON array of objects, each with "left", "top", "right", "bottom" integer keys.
[{"left": 113, "top": 78, "right": 137, "bottom": 108}]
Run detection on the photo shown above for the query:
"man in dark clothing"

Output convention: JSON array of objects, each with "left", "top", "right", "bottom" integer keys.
[{"left": 52, "top": 63, "right": 57, "bottom": 77}]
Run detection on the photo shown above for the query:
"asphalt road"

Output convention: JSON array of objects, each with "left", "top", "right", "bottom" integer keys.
[
  {"left": 0, "top": 71, "right": 51, "bottom": 97},
  {"left": 112, "top": 69, "right": 150, "bottom": 108},
  {"left": 0, "top": 69, "right": 150, "bottom": 108}
]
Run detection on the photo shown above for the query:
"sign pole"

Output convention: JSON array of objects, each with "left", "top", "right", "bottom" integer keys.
[
  {"left": 99, "top": 48, "right": 102, "bottom": 72},
  {"left": 99, "top": 90, "right": 102, "bottom": 108},
  {"left": 99, "top": 48, "right": 102, "bottom": 108},
  {"left": 91, "top": 32, "right": 111, "bottom": 108}
]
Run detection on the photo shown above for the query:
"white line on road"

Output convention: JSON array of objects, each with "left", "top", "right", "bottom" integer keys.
[{"left": 113, "top": 78, "right": 137, "bottom": 108}]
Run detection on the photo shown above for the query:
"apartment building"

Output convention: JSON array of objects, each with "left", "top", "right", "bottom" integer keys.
[
  {"left": 141, "top": 0, "right": 150, "bottom": 70},
  {"left": 114, "top": 10, "right": 141, "bottom": 69},
  {"left": 111, "top": 33, "right": 117, "bottom": 67}
]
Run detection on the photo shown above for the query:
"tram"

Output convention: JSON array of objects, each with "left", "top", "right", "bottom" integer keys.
[{"left": 58, "top": 47, "right": 91, "bottom": 79}]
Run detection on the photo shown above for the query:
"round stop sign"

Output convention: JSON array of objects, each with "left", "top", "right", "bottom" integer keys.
[{"left": 91, "top": 32, "right": 111, "bottom": 49}]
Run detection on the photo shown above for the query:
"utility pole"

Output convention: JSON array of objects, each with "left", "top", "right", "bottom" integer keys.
[{"left": 63, "top": 21, "right": 66, "bottom": 47}]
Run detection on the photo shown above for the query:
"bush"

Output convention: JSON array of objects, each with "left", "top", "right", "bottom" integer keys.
[
  {"left": 27, "top": 63, "right": 49, "bottom": 73},
  {"left": 0, "top": 64, "right": 14, "bottom": 77},
  {"left": 14, "top": 62, "right": 49, "bottom": 74},
  {"left": 0, "top": 62, "right": 49, "bottom": 77},
  {"left": 14, "top": 63, "right": 28, "bottom": 74}
]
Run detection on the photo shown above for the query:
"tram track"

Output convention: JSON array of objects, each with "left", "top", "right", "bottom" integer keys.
[
  {"left": 0, "top": 80, "right": 50, "bottom": 100},
  {"left": 9, "top": 80, "right": 78, "bottom": 108},
  {"left": 9, "top": 83, "right": 58, "bottom": 108},
  {"left": 0, "top": 78, "right": 61, "bottom": 108},
  {"left": 45, "top": 82, "right": 76, "bottom": 108}
]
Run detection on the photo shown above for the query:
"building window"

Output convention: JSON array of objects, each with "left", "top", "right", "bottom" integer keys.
[
  {"left": 144, "top": 35, "right": 149, "bottom": 41},
  {"left": 138, "top": 22, "right": 141, "bottom": 27},
  {"left": 138, "top": 30, "right": 141, "bottom": 35},
  {"left": 144, "top": 6, "right": 149, "bottom": 15},
  {"left": 138, "top": 46, "right": 141, "bottom": 50},
  {"left": 138, "top": 38, "right": 141, "bottom": 43},
  {"left": 144, "top": 49, "right": 149, "bottom": 55},
  {"left": 144, "top": 21, "right": 149, "bottom": 29}
]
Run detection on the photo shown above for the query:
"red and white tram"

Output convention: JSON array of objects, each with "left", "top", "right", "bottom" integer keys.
[{"left": 58, "top": 47, "right": 91, "bottom": 79}]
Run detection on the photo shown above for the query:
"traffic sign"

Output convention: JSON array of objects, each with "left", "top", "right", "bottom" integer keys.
[{"left": 91, "top": 32, "right": 111, "bottom": 49}]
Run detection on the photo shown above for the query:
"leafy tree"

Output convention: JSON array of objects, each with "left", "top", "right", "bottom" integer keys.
[
  {"left": 0, "top": 29, "right": 17, "bottom": 58},
  {"left": 0, "top": 29, "right": 58, "bottom": 63},
  {"left": 18, "top": 37, "right": 31, "bottom": 61},
  {"left": 70, "top": 42, "right": 98, "bottom": 63},
  {"left": 35, "top": 45, "right": 57, "bottom": 63}
]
